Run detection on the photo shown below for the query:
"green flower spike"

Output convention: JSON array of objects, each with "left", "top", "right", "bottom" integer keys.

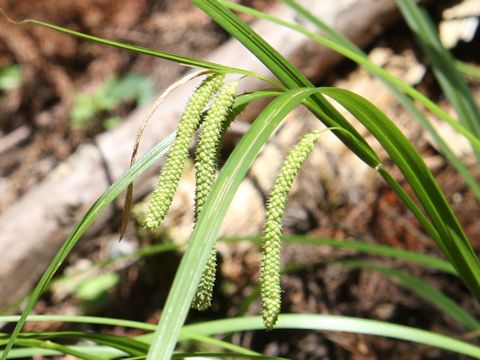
[
  {"left": 144, "top": 74, "right": 224, "bottom": 231},
  {"left": 192, "top": 81, "right": 239, "bottom": 311},
  {"left": 261, "top": 129, "right": 322, "bottom": 330}
]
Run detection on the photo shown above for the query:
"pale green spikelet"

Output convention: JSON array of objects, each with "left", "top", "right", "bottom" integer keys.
[
  {"left": 191, "top": 248, "right": 218, "bottom": 311},
  {"left": 191, "top": 81, "right": 239, "bottom": 311},
  {"left": 261, "top": 129, "right": 322, "bottom": 330},
  {"left": 194, "top": 81, "right": 239, "bottom": 221},
  {"left": 144, "top": 74, "right": 224, "bottom": 231}
]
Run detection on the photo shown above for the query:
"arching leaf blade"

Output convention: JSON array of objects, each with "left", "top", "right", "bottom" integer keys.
[
  {"left": 182, "top": 315, "right": 480, "bottom": 358},
  {"left": 320, "top": 87, "right": 480, "bottom": 300}
]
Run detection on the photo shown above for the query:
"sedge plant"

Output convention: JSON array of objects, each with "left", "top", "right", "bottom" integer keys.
[{"left": 1, "top": 1, "right": 480, "bottom": 359}]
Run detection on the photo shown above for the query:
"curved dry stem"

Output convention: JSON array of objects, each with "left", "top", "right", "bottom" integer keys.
[{"left": 119, "top": 70, "right": 212, "bottom": 239}]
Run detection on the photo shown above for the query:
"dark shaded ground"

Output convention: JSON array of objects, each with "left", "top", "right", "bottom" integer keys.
[{"left": 1, "top": 0, "right": 479, "bottom": 359}]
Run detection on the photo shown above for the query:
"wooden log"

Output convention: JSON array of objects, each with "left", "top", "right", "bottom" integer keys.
[{"left": 0, "top": 0, "right": 405, "bottom": 309}]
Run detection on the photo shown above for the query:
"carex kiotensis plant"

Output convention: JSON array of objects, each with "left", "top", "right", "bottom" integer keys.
[
  {"left": 1, "top": 1, "right": 480, "bottom": 359},
  {"left": 144, "top": 74, "right": 324, "bottom": 322}
]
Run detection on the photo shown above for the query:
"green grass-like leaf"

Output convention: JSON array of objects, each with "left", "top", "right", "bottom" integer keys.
[
  {"left": 183, "top": 315, "right": 480, "bottom": 358},
  {"left": 0, "top": 315, "right": 262, "bottom": 358},
  {"left": 4, "top": 346, "right": 121, "bottom": 359},
  {"left": 231, "top": 235, "right": 455, "bottom": 274},
  {"left": 232, "top": 245, "right": 477, "bottom": 331},
  {"left": 222, "top": 0, "right": 480, "bottom": 200},
  {"left": 1, "top": 331, "right": 149, "bottom": 357},
  {"left": 21, "top": 18, "right": 281, "bottom": 89},
  {"left": 172, "top": 353, "right": 284, "bottom": 360},
  {"left": 456, "top": 61, "right": 480, "bottom": 81},
  {"left": 1, "top": 338, "right": 104, "bottom": 360},
  {"left": 0, "top": 132, "right": 175, "bottom": 360},
  {"left": 396, "top": 0, "right": 480, "bottom": 159},
  {"left": 338, "top": 259, "right": 480, "bottom": 331},
  {"left": 321, "top": 87, "right": 480, "bottom": 295},
  {"left": 2, "top": 313, "right": 478, "bottom": 358}
]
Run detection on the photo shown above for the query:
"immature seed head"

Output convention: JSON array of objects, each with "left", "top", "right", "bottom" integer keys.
[
  {"left": 191, "top": 247, "right": 217, "bottom": 311},
  {"left": 194, "top": 81, "right": 239, "bottom": 221},
  {"left": 261, "top": 129, "right": 322, "bottom": 330},
  {"left": 192, "top": 81, "right": 239, "bottom": 311},
  {"left": 144, "top": 73, "right": 224, "bottom": 231}
]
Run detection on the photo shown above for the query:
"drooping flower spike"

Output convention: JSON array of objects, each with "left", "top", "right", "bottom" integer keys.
[
  {"left": 144, "top": 73, "right": 224, "bottom": 231},
  {"left": 120, "top": 70, "right": 209, "bottom": 240},
  {"left": 261, "top": 129, "right": 322, "bottom": 330},
  {"left": 192, "top": 81, "right": 239, "bottom": 311}
]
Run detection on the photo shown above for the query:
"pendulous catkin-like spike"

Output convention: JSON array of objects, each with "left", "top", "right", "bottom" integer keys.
[
  {"left": 191, "top": 81, "right": 239, "bottom": 311},
  {"left": 144, "top": 74, "right": 224, "bottom": 231},
  {"left": 261, "top": 129, "right": 322, "bottom": 330}
]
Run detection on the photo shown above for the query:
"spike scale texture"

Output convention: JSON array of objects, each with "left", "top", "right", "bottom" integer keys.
[
  {"left": 261, "top": 129, "right": 322, "bottom": 330},
  {"left": 192, "top": 81, "right": 238, "bottom": 311},
  {"left": 144, "top": 74, "right": 224, "bottom": 231}
]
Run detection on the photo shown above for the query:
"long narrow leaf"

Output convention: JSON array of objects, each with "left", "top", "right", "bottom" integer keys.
[
  {"left": 230, "top": 0, "right": 480, "bottom": 199},
  {"left": 338, "top": 259, "right": 480, "bottom": 331},
  {"left": 172, "top": 353, "right": 284, "bottom": 360},
  {"left": 456, "top": 61, "right": 480, "bottom": 81},
  {"left": 0, "top": 338, "right": 104, "bottom": 360},
  {"left": 0, "top": 317, "right": 259, "bottom": 358},
  {"left": 177, "top": 332, "right": 262, "bottom": 356},
  {"left": 21, "top": 19, "right": 280, "bottom": 89},
  {"left": 194, "top": 0, "right": 480, "bottom": 299},
  {"left": 0, "top": 132, "right": 175, "bottom": 360},
  {"left": 218, "top": 0, "right": 480, "bottom": 154},
  {"left": 183, "top": 315, "right": 480, "bottom": 358},
  {"left": 4, "top": 331, "right": 149, "bottom": 357},
  {"left": 0, "top": 315, "right": 157, "bottom": 331},
  {"left": 3, "top": 346, "right": 123, "bottom": 359},
  {"left": 320, "top": 87, "right": 480, "bottom": 297},
  {"left": 396, "top": 0, "right": 480, "bottom": 158},
  {"left": 233, "top": 254, "right": 476, "bottom": 331},
  {"left": 227, "top": 235, "right": 454, "bottom": 274}
]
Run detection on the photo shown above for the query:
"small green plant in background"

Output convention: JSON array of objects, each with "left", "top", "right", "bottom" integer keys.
[
  {"left": 1, "top": 0, "right": 480, "bottom": 359},
  {"left": 74, "top": 272, "right": 121, "bottom": 311},
  {"left": 0, "top": 64, "right": 21, "bottom": 92},
  {"left": 70, "top": 71, "right": 154, "bottom": 130}
]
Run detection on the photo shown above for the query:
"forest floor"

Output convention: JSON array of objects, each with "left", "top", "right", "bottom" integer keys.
[{"left": 0, "top": 0, "right": 479, "bottom": 359}]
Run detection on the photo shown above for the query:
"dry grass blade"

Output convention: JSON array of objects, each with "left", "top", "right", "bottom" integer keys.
[{"left": 119, "top": 70, "right": 210, "bottom": 239}]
